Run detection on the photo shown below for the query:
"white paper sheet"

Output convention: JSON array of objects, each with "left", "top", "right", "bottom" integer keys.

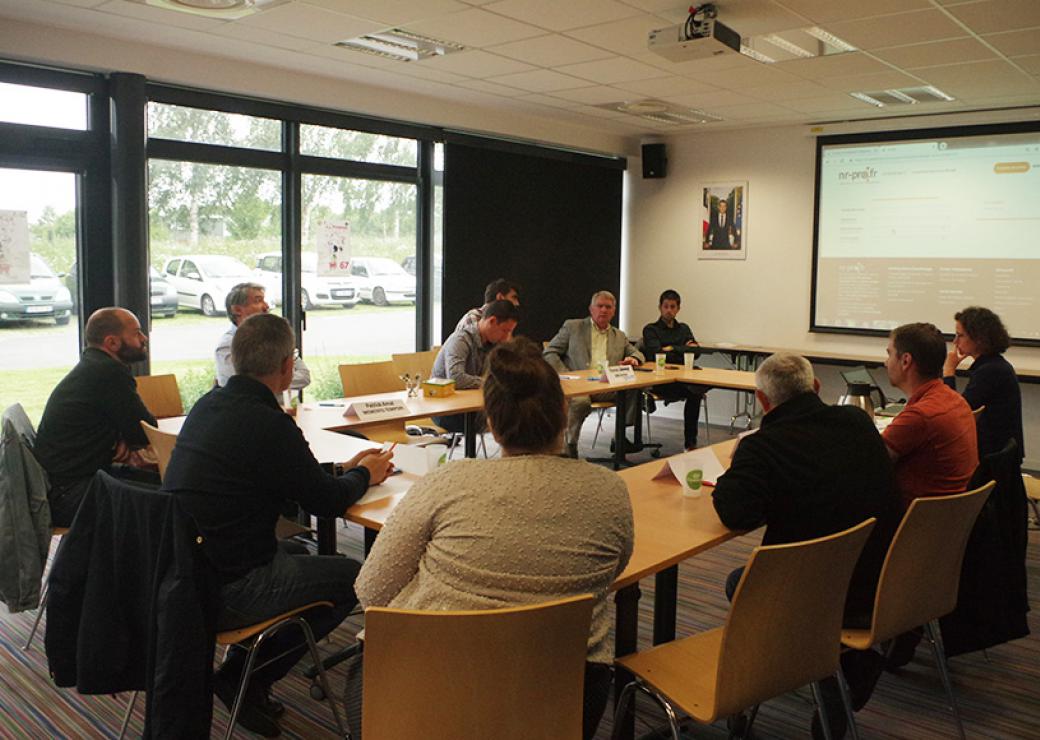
[{"left": 652, "top": 447, "right": 727, "bottom": 490}]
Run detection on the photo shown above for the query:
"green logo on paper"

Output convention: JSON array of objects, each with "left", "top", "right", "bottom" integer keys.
[
  {"left": 686, "top": 469, "right": 703, "bottom": 490},
  {"left": 438, "top": 453, "right": 447, "bottom": 466}
]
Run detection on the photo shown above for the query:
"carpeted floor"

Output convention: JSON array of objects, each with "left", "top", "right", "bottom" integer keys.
[{"left": 2, "top": 413, "right": 1036, "bottom": 738}]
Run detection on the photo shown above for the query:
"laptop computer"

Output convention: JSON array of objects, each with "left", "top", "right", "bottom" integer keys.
[{"left": 838, "top": 366, "right": 906, "bottom": 416}]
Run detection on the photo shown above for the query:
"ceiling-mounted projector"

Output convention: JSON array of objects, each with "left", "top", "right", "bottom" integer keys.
[{"left": 648, "top": 17, "right": 741, "bottom": 62}]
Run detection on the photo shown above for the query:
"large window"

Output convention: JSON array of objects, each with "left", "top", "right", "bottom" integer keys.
[
  {"left": 0, "top": 168, "right": 79, "bottom": 422},
  {"left": 0, "top": 81, "right": 87, "bottom": 130}
]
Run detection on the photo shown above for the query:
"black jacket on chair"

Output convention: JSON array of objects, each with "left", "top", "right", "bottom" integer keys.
[
  {"left": 940, "top": 439, "right": 1030, "bottom": 657},
  {"left": 45, "top": 472, "right": 220, "bottom": 738}
]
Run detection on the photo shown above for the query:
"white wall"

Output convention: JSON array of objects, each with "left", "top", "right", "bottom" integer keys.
[{"left": 622, "top": 121, "right": 1040, "bottom": 469}]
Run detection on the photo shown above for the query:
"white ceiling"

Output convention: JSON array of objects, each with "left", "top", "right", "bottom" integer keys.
[{"left": 1, "top": 0, "right": 1039, "bottom": 138}]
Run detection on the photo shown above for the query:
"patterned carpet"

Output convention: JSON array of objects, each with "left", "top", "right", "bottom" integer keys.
[{"left": 1, "top": 415, "right": 1036, "bottom": 738}]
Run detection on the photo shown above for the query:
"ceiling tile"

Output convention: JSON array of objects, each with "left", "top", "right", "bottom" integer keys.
[
  {"left": 304, "top": 0, "right": 468, "bottom": 26},
  {"left": 709, "top": 101, "right": 800, "bottom": 119},
  {"left": 776, "top": 52, "right": 893, "bottom": 79},
  {"left": 983, "top": 28, "right": 1040, "bottom": 57},
  {"left": 487, "top": 34, "right": 612, "bottom": 66},
  {"left": 547, "top": 86, "right": 633, "bottom": 104},
  {"left": 825, "top": 10, "right": 967, "bottom": 51},
  {"left": 208, "top": 23, "right": 325, "bottom": 52},
  {"left": 775, "top": 0, "right": 933, "bottom": 24},
  {"left": 699, "top": 0, "right": 810, "bottom": 37},
  {"left": 420, "top": 49, "right": 534, "bottom": 77},
  {"left": 945, "top": 0, "right": 1040, "bottom": 35},
  {"left": 565, "top": 14, "right": 672, "bottom": 57},
  {"left": 612, "top": 75, "right": 716, "bottom": 98},
  {"left": 556, "top": 56, "right": 669, "bottom": 84},
  {"left": 236, "top": 2, "right": 383, "bottom": 44},
  {"left": 404, "top": 7, "right": 543, "bottom": 47},
  {"left": 484, "top": 0, "right": 641, "bottom": 32},
  {"left": 740, "top": 80, "right": 833, "bottom": 100},
  {"left": 782, "top": 94, "right": 875, "bottom": 112},
  {"left": 704, "top": 63, "right": 807, "bottom": 91},
  {"left": 40, "top": 0, "right": 108, "bottom": 6},
  {"left": 389, "top": 65, "right": 470, "bottom": 84},
  {"left": 873, "top": 38, "right": 997, "bottom": 68},
  {"left": 516, "top": 93, "right": 583, "bottom": 108},
  {"left": 912, "top": 59, "right": 1040, "bottom": 97},
  {"left": 620, "top": 0, "right": 690, "bottom": 12},
  {"left": 1013, "top": 55, "right": 1040, "bottom": 75},
  {"left": 486, "top": 68, "right": 590, "bottom": 91},
  {"left": 454, "top": 78, "right": 529, "bottom": 96},
  {"left": 663, "top": 89, "right": 757, "bottom": 108},
  {"left": 819, "top": 70, "right": 925, "bottom": 93}
]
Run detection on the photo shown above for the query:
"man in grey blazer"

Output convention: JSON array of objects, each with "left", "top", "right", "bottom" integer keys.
[{"left": 544, "top": 290, "right": 644, "bottom": 458}]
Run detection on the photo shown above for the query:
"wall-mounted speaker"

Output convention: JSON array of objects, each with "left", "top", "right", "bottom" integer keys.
[{"left": 642, "top": 143, "right": 667, "bottom": 179}]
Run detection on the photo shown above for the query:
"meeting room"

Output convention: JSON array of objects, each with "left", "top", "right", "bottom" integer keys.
[{"left": 1, "top": 1, "right": 1038, "bottom": 738}]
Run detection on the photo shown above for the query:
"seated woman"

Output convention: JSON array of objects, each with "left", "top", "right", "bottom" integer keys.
[
  {"left": 348, "top": 336, "right": 634, "bottom": 739},
  {"left": 943, "top": 306, "right": 1024, "bottom": 461}
]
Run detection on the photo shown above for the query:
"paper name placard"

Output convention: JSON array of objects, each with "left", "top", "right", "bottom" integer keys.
[
  {"left": 652, "top": 447, "right": 727, "bottom": 491},
  {"left": 344, "top": 398, "right": 408, "bottom": 420},
  {"left": 605, "top": 365, "right": 637, "bottom": 385}
]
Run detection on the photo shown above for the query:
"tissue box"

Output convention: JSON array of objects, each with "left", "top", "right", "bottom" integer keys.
[{"left": 422, "top": 377, "right": 456, "bottom": 397}]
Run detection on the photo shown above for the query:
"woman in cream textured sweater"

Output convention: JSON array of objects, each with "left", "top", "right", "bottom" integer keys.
[{"left": 350, "top": 336, "right": 634, "bottom": 739}]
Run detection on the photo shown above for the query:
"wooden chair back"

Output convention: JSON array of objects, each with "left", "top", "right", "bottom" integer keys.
[
  {"left": 391, "top": 349, "right": 439, "bottom": 379},
  {"left": 865, "top": 482, "right": 994, "bottom": 644},
  {"left": 972, "top": 404, "right": 986, "bottom": 418},
  {"left": 135, "top": 374, "right": 184, "bottom": 418},
  {"left": 713, "top": 518, "right": 876, "bottom": 719},
  {"left": 362, "top": 595, "right": 594, "bottom": 740},
  {"left": 338, "top": 360, "right": 401, "bottom": 397},
  {"left": 140, "top": 421, "right": 177, "bottom": 481}
]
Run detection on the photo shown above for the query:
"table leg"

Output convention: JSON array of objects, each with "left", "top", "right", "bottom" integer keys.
[
  {"left": 653, "top": 566, "right": 678, "bottom": 645},
  {"left": 613, "top": 388, "right": 627, "bottom": 470},
  {"left": 464, "top": 411, "right": 477, "bottom": 458},
  {"left": 613, "top": 583, "right": 641, "bottom": 740}
]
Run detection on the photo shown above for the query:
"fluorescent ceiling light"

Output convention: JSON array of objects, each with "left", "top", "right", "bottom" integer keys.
[
  {"left": 336, "top": 29, "right": 465, "bottom": 63},
  {"left": 134, "top": 0, "right": 287, "bottom": 19},
  {"left": 742, "top": 27, "right": 857, "bottom": 64}
]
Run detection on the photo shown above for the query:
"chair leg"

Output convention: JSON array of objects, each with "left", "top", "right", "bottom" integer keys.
[
  {"left": 1027, "top": 498, "right": 1040, "bottom": 527},
  {"left": 701, "top": 395, "right": 711, "bottom": 445},
  {"left": 835, "top": 668, "right": 861, "bottom": 740},
  {"left": 925, "top": 619, "right": 966, "bottom": 740},
  {"left": 23, "top": 579, "right": 50, "bottom": 651},
  {"left": 610, "top": 679, "right": 680, "bottom": 740},
  {"left": 225, "top": 639, "right": 262, "bottom": 740},
  {"left": 119, "top": 691, "right": 138, "bottom": 740},
  {"left": 810, "top": 682, "right": 834, "bottom": 740},
  {"left": 644, "top": 396, "right": 654, "bottom": 444},
  {"left": 296, "top": 617, "right": 348, "bottom": 737},
  {"left": 591, "top": 408, "right": 606, "bottom": 448}
]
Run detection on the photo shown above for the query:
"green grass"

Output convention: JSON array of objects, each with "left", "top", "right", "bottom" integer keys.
[{"left": 1, "top": 353, "right": 396, "bottom": 426}]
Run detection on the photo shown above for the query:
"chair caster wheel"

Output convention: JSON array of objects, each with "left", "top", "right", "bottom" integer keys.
[{"left": 310, "top": 683, "right": 326, "bottom": 700}]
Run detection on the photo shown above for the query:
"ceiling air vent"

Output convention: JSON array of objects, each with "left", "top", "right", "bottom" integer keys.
[
  {"left": 850, "top": 86, "right": 956, "bottom": 107},
  {"left": 132, "top": 0, "right": 288, "bottom": 19},
  {"left": 595, "top": 100, "right": 723, "bottom": 125},
  {"left": 335, "top": 29, "right": 466, "bottom": 63}
]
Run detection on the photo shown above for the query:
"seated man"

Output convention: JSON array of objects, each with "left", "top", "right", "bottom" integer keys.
[
  {"left": 431, "top": 299, "right": 520, "bottom": 434},
  {"left": 34, "top": 307, "right": 158, "bottom": 527},
  {"left": 882, "top": 322, "right": 978, "bottom": 509},
  {"left": 165, "top": 313, "right": 393, "bottom": 737},
  {"left": 712, "top": 352, "right": 899, "bottom": 739},
  {"left": 642, "top": 289, "right": 706, "bottom": 449},
  {"left": 543, "top": 290, "right": 643, "bottom": 458},
  {"left": 216, "top": 282, "right": 310, "bottom": 390},
  {"left": 453, "top": 277, "right": 521, "bottom": 333}
]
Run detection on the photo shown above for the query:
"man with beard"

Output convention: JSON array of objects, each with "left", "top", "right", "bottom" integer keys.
[{"left": 35, "top": 307, "right": 158, "bottom": 527}]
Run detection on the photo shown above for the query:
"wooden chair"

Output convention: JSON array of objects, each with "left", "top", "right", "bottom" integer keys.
[
  {"left": 140, "top": 421, "right": 177, "bottom": 480},
  {"left": 135, "top": 374, "right": 184, "bottom": 418},
  {"left": 841, "top": 482, "right": 995, "bottom": 739},
  {"left": 22, "top": 526, "right": 69, "bottom": 651},
  {"left": 613, "top": 519, "right": 877, "bottom": 740},
  {"left": 121, "top": 601, "right": 344, "bottom": 740},
  {"left": 338, "top": 360, "right": 424, "bottom": 444},
  {"left": 362, "top": 595, "right": 594, "bottom": 740},
  {"left": 390, "top": 348, "right": 439, "bottom": 379},
  {"left": 971, "top": 404, "right": 986, "bottom": 419},
  {"left": 1025, "top": 473, "right": 1040, "bottom": 528}
]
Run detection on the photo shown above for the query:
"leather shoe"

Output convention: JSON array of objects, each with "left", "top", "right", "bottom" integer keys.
[{"left": 213, "top": 669, "right": 281, "bottom": 737}]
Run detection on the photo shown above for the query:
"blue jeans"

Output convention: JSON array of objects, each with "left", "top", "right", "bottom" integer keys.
[{"left": 219, "top": 548, "right": 361, "bottom": 687}]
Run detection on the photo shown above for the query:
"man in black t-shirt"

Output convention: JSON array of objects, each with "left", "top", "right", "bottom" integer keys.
[
  {"left": 164, "top": 313, "right": 393, "bottom": 737},
  {"left": 642, "top": 290, "right": 706, "bottom": 449},
  {"left": 35, "top": 308, "right": 157, "bottom": 527}
]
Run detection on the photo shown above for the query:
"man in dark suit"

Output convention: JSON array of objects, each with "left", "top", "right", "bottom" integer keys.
[
  {"left": 707, "top": 199, "right": 736, "bottom": 249},
  {"left": 712, "top": 352, "right": 899, "bottom": 739}
]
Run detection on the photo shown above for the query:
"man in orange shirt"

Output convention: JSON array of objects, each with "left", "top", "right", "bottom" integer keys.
[{"left": 881, "top": 322, "right": 978, "bottom": 509}]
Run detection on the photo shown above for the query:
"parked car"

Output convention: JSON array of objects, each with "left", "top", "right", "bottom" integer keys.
[
  {"left": 162, "top": 255, "right": 271, "bottom": 317},
  {"left": 401, "top": 255, "right": 415, "bottom": 275},
  {"left": 66, "top": 262, "right": 177, "bottom": 318},
  {"left": 253, "top": 251, "right": 359, "bottom": 310},
  {"left": 0, "top": 253, "right": 73, "bottom": 326},
  {"left": 349, "top": 256, "right": 416, "bottom": 306}
]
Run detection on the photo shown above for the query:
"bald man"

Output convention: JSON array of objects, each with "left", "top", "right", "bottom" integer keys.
[{"left": 35, "top": 307, "right": 158, "bottom": 526}]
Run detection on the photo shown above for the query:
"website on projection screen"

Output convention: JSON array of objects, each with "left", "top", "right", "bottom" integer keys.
[{"left": 814, "top": 131, "right": 1040, "bottom": 341}]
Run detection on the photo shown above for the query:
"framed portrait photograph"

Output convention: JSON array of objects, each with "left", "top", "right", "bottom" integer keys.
[{"left": 699, "top": 182, "right": 747, "bottom": 260}]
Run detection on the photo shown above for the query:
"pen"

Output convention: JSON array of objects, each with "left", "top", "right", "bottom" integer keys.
[{"left": 319, "top": 402, "right": 345, "bottom": 407}]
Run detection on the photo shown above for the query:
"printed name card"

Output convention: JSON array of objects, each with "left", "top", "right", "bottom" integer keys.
[
  {"left": 605, "top": 365, "right": 637, "bottom": 385},
  {"left": 344, "top": 398, "right": 408, "bottom": 420}
]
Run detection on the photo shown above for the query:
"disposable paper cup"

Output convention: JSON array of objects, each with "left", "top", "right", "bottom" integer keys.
[
  {"left": 683, "top": 468, "right": 704, "bottom": 498},
  {"left": 683, "top": 353, "right": 695, "bottom": 370},
  {"left": 655, "top": 353, "right": 667, "bottom": 373}
]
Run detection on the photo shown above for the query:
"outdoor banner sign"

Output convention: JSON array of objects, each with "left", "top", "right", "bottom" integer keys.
[
  {"left": 316, "top": 221, "right": 351, "bottom": 276},
  {"left": 0, "top": 209, "right": 30, "bottom": 284}
]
